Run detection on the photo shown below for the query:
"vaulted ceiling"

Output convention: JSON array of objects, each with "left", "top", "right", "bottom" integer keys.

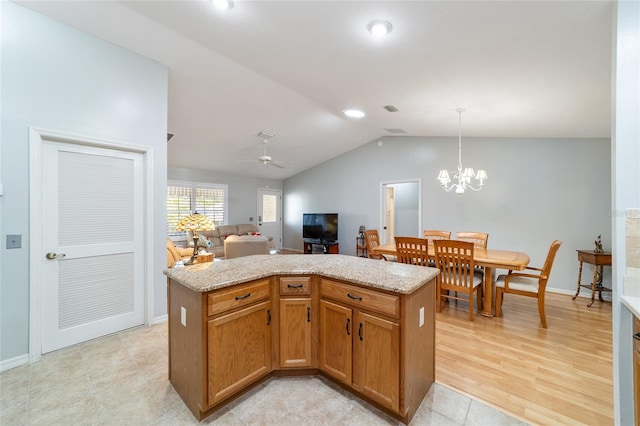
[{"left": 18, "top": 1, "right": 612, "bottom": 179}]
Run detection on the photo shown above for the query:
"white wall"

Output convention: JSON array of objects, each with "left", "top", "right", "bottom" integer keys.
[
  {"left": 0, "top": 3, "right": 168, "bottom": 362},
  {"left": 284, "top": 136, "right": 611, "bottom": 295},
  {"left": 389, "top": 182, "right": 420, "bottom": 237},
  {"left": 168, "top": 167, "right": 283, "bottom": 225},
  {"left": 612, "top": 1, "right": 640, "bottom": 424}
]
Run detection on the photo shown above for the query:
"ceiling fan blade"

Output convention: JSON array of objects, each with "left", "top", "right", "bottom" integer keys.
[{"left": 269, "top": 161, "right": 285, "bottom": 169}]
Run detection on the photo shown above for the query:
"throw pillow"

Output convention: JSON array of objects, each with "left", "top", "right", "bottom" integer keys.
[{"left": 199, "top": 234, "right": 213, "bottom": 248}]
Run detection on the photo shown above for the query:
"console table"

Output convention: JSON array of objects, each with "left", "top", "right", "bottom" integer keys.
[
  {"left": 572, "top": 249, "right": 612, "bottom": 307},
  {"left": 303, "top": 239, "right": 339, "bottom": 254}
]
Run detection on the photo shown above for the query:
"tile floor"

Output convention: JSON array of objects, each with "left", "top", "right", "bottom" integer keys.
[{"left": 0, "top": 323, "right": 528, "bottom": 426}]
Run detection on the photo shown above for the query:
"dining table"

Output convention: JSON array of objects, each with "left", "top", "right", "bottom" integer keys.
[{"left": 371, "top": 243, "right": 530, "bottom": 317}]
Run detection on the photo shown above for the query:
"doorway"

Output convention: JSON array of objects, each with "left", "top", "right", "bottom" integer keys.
[
  {"left": 380, "top": 179, "right": 422, "bottom": 244},
  {"left": 257, "top": 188, "right": 282, "bottom": 252},
  {"left": 29, "top": 129, "right": 149, "bottom": 360}
]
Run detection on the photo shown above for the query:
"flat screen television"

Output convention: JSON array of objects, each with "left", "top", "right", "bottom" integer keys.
[{"left": 303, "top": 213, "right": 338, "bottom": 242}]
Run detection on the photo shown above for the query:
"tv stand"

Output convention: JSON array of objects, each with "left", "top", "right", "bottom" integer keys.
[{"left": 303, "top": 239, "right": 339, "bottom": 254}]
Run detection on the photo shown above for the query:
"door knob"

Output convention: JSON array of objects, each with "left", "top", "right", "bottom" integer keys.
[{"left": 45, "top": 252, "right": 66, "bottom": 259}]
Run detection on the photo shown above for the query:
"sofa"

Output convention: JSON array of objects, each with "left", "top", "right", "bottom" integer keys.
[
  {"left": 187, "top": 224, "right": 272, "bottom": 258},
  {"left": 224, "top": 235, "right": 271, "bottom": 259}
]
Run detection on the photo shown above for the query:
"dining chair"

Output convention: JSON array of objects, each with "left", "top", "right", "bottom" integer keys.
[
  {"left": 423, "top": 230, "right": 451, "bottom": 266},
  {"left": 455, "top": 232, "right": 489, "bottom": 249},
  {"left": 423, "top": 230, "right": 451, "bottom": 241},
  {"left": 394, "top": 236, "right": 430, "bottom": 267},
  {"left": 364, "top": 229, "right": 389, "bottom": 261},
  {"left": 433, "top": 239, "right": 483, "bottom": 321},
  {"left": 495, "top": 240, "right": 562, "bottom": 329}
]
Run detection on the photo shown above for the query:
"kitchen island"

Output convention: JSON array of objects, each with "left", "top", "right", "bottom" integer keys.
[{"left": 164, "top": 254, "right": 438, "bottom": 424}]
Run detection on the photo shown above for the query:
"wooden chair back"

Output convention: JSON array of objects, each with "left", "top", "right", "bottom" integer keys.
[
  {"left": 540, "top": 240, "right": 563, "bottom": 285},
  {"left": 364, "top": 229, "right": 384, "bottom": 260},
  {"left": 434, "top": 240, "right": 476, "bottom": 290},
  {"left": 394, "top": 236, "right": 430, "bottom": 267},
  {"left": 423, "top": 230, "right": 451, "bottom": 243},
  {"left": 455, "top": 232, "right": 489, "bottom": 249},
  {"left": 434, "top": 239, "right": 483, "bottom": 321}
]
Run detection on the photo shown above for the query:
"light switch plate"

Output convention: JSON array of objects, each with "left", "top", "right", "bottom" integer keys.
[{"left": 6, "top": 234, "right": 22, "bottom": 249}]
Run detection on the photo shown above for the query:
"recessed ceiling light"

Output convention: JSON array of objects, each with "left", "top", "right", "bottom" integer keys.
[
  {"left": 343, "top": 109, "right": 365, "bottom": 118},
  {"left": 367, "top": 20, "right": 392, "bottom": 37},
  {"left": 212, "top": 0, "right": 233, "bottom": 9}
]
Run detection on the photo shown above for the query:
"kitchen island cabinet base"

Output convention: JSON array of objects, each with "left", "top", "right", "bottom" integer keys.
[{"left": 167, "top": 268, "right": 435, "bottom": 424}]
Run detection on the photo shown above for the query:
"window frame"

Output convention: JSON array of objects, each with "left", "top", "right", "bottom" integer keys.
[{"left": 167, "top": 180, "right": 228, "bottom": 238}]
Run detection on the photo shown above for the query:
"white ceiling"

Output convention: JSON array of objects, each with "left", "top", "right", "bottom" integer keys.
[{"left": 17, "top": 0, "right": 613, "bottom": 179}]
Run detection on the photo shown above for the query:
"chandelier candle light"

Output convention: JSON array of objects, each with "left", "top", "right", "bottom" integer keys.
[
  {"left": 175, "top": 212, "right": 216, "bottom": 263},
  {"left": 437, "top": 108, "right": 488, "bottom": 194}
]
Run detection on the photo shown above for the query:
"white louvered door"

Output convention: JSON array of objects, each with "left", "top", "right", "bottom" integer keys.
[{"left": 41, "top": 140, "right": 144, "bottom": 353}]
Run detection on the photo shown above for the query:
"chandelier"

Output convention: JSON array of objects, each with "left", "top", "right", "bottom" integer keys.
[{"left": 437, "top": 108, "right": 487, "bottom": 194}]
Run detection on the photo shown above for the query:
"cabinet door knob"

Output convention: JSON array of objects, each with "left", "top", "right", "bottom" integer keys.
[
  {"left": 307, "top": 306, "right": 311, "bottom": 322},
  {"left": 267, "top": 309, "right": 271, "bottom": 325},
  {"left": 346, "top": 318, "right": 351, "bottom": 336},
  {"left": 634, "top": 333, "right": 640, "bottom": 341},
  {"left": 358, "top": 323, "right": 363, "bottom": 341},
  {"left": 288, "top": 284, "right": 303, "bottom": 289}
]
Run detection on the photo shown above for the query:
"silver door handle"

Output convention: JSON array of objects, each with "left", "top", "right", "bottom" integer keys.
[{"left": 46, "top": 252, "right": 66, "bottom": 260}]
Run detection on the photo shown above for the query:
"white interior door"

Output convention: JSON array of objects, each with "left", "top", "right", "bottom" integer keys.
[
  {"left": 257, "top": 188, "right": 282, "bottom": 252},
  {"left": 41, "top": 140, "right": 145, "bottom": 353},
  {"left": 385, "top": 187, "right": 395, "bottom": 244}
]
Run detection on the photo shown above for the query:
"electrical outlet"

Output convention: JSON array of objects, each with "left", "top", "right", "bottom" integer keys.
[
  {"left": 6, "top": 234, "right": 22, "bottom": 249},
  {"left": 419, "top": 307, "right": 424, "bottom": 327},
  {"left": 181, "top": 307, "right": 187, "bottom": 326}
]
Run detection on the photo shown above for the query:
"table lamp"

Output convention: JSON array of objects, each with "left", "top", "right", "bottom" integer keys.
[{"left": 175, "top": 212, "right": 215, "bottom": 263}]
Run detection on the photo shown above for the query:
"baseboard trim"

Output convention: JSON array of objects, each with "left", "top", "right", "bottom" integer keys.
[
  {"left": 547, "top": 286, "right": 612, "bottom": 301},
  {"left": 0, "top": 354, "right": 29, "bottom": 372},
  {"left": 151, "top": 314, "right": 168, "bottom": 325}
]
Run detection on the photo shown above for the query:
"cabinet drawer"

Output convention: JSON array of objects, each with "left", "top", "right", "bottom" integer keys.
[
  {"left": 279, "top": 276, "right": 311, "bottom": 295},
  {"left": 208, "top": 279, "right": 271, "bottom": 317},
  {"left": 320, "top": 279, "right": 399, "bottom": 318}
]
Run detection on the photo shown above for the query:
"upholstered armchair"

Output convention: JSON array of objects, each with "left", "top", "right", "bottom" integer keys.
[{"left": 166, "top": 238, "right": 193, "bottom": 268}]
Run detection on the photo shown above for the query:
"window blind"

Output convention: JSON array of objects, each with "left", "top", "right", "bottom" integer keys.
[{"left": 167, "top": 183, "right": 227, "bottom": 235}]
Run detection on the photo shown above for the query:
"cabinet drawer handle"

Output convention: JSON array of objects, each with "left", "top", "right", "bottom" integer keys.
[
  {"left": 634, "top": 333, "right": 640, "bottom": 341},
  {"left": 235, "top": 292, "right": 251, "bottom": 301},
  {"left": 307, "top": 306, "right": 311, "bottom": 322},
  {"left": 346, "top": 318, "right": 351, "bottom": 335},
  {"left": 358, "top": 323, "right": 363, "bottom": 341},
  {"left": 347, "top": 293, "right": 363, "bottom": 301},
  {"left": 267, "top": 309, "right": 271, "bottom": 325},
  {"left": 287, "top": 284, "right": 303, "bottom": 289}
]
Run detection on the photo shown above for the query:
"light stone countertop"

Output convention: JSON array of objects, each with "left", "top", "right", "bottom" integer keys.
[{"left": 164, "top": 254, "right": 439, "bottom": 294}]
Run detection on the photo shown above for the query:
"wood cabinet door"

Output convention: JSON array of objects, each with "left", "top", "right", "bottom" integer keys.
[
  {"left": 319, "top": 300, "right": 352, "bottom": 385},
  {"left": 207, "top": 301, "right": 272, "bottom": 405},
  {"left": 353, "top": 311, "right": 400, "bottom": 411},
  {"left": 279, "top": 298, "right": 312, "bottom": 368}
]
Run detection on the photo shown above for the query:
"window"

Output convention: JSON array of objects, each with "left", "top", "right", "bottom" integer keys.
[{"left": 167, "top": 181, "right": 228, "bottom": 236}]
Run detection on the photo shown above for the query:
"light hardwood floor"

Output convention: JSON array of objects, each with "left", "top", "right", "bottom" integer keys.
[{"left": 435, "top": 291, "right": 613, "bottom": 425}]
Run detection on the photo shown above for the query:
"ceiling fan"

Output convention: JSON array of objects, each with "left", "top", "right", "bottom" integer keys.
[
  {"left": 240, "top": 132, "right": 288, "bottom": 169},
  {"left": 257, "top": 138, "right": 286, "bottom": 168}
]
